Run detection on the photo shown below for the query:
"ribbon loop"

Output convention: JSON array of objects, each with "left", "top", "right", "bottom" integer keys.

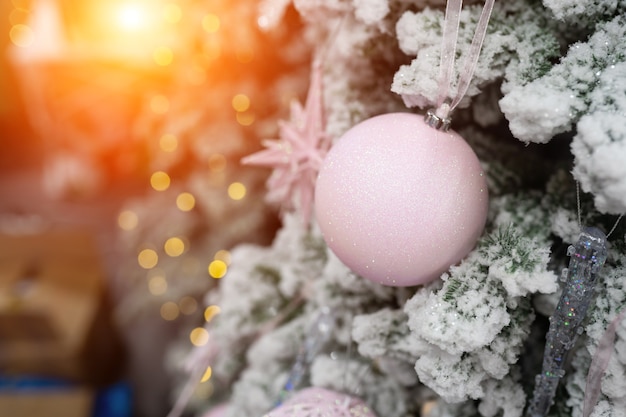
[
  {"left": 433, "top": 0, "right": 496, "bottom": 123},
  {"left": 583, "top": 309, "right": 626, "bottom": 417}
]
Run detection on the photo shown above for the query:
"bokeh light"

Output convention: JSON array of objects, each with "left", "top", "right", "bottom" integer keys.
[
  {"left": 204, "top": 305, "right": 221, "bottom": 322},
  {"left": 228, "top": 182, "right": 246, "bottom": 200},
  {"left": 236, "top": 111, "right": 255, "bottom": 126},
  {"left": 179, "top": 296, "right": 198, "bottom": 315},
  {"left": 163, "top": 3, "right": 182, "bottom": 24},
  {"left": 118, "top": 209, "right": 139, "bottom": 231},
  {"left": 150, "top": 171, "right": 171, "bottom": 191},
  {"left": 148, "top": 275, "right": 168, "bottom": 295},
  {"left": 5, "top": 0, "right": 282, "bottom": 345},
  {"left": 153, "top": 46, "right": 174, "bottom": 66},
  {"left": 9, "top": 24, "right": 34, "bottom": 47},
  {"left": 200, "top": 366, "right": 213, "bottom": 383},
  {"left": 164, "top": 237, "right": 185, "bottom": 257},
  {"left": 202, "top": 14, "right": 220, "bottom": 33},
  {"left": 138, "top": 249, "right": 159, "bottom": 269},
  {"left": 176, "top": 192, "right": 196, "bottom": 211},
  {"left": 208, "top": 260, "right": 227, "bottom": 279},
  {"left": 161, "top": 301, "right": 180, "bottom": 321},
  {"left": 190, "top": 327, "right": 209, "bottom": 346},
  {"left": 159, "top": 133, "right": 178, "bottom": 152},
  {"left": 232, "top": 94, "right": 250, "bottom": 112}
]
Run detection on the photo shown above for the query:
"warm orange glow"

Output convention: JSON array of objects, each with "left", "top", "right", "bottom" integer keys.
[
  {"left": 10, "top": 24, "right": 34, "bottom": 48},
  {"left": 188, "top": 65, "right": 207, "bottom": 85},
  {"left": 150, "top": 95, "right": 170, "bottom": 114},
  {"left": 65, "top": 1, "right": 172, "bottom": 61},
  {"left": 9, "top": 8, "right": 29, "bottom": 26},
  {"left": 115, "top": 3, "right": 149, "bottom": 31},
  {"left": 11, "top": 0, "right": 30, "bottom": 9},
  {"left": 162, "top": 3, "right": 182, "bottom": 24},
  {"left": 202, "top": 14, "right": 220, "bottom": 33},
  {"left": 236, "top": 46, "right": 254, "bottom": 63},
  {"left": 204, "top": 42, "right": 222, "bottom": 61},
  {"left": 153, "top": 46, "right": 174, "bottom": 66}
]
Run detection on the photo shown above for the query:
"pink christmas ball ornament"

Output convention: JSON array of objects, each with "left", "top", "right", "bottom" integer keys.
[
  {"left": 314, "top": 112, "right": 488, "bottom": 287},
  {"left": 264, "top": 387, "right": 378, "bottom": 417}
]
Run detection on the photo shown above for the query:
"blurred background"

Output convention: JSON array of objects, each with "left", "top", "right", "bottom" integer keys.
[{"left": 0, "top": 0, "right": 307, "bottom": 415}]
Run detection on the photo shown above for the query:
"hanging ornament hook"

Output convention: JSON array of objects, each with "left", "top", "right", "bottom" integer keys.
[{"left": 427, "top": 0, "right": 496, "bottom": 130}]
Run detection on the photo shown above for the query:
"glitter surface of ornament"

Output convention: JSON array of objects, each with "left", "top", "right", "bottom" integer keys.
[
  {"left": 274, "top": 307, "right": 335, "bottom": 406},
  {"left": 242, "top": 58, "right": 331, "bottom": 226},
  {"left": 527, "top": 227, "right": 608, "bottom": 417},
  {"left": 314, "top": 112, "right": 488, "bottom": 286}
]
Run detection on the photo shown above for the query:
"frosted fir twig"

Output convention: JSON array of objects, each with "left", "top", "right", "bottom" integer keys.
[
  {"left": 526, "top": 227, "right": 608, "bottom": 417},
  {"left": 543, "top": 0, "right": 626, "bottom": 22},
  {"left": 310, "top": 355, "right": 419, "bottom": 417},
  {"left": 500, "top": 14, "right": 626, "bottom": 144},
  {"left": 572, "top": 61, "right": 626, "bottom": 214},
  {"left": 364, "top": 224, "right": 557, "bottom": 407},
  {"left": 392, "top": 0, "right": 560, "bottom": 111}
]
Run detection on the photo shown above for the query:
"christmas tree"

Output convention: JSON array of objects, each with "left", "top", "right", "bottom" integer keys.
[{"left": 158, "top": 0, "right": 626, "bottom": 416}]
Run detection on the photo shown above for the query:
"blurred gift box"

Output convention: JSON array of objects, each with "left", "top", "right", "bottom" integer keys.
[{"left": 0, "top": 230, "right": 124, "bottom": 384}]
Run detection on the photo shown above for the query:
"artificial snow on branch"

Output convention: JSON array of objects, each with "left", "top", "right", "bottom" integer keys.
[
  {"left": 392, "top": 0, "right": 560, "bottom": 111},
  {"left": 572, "top": 61, "right": 626, "bottom": 214},
  {"left": 500, "top": 14, "right": 626, "bottom": 144}
]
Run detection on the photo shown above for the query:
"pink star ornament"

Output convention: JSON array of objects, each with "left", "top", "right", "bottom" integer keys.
[{"left": 242, "top": 58, "right": 332, "bottom": 226}]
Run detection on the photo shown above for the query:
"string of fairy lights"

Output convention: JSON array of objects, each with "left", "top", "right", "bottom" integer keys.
[{"left": 7, "top": 0, "right": 263, "bottom": 354}]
